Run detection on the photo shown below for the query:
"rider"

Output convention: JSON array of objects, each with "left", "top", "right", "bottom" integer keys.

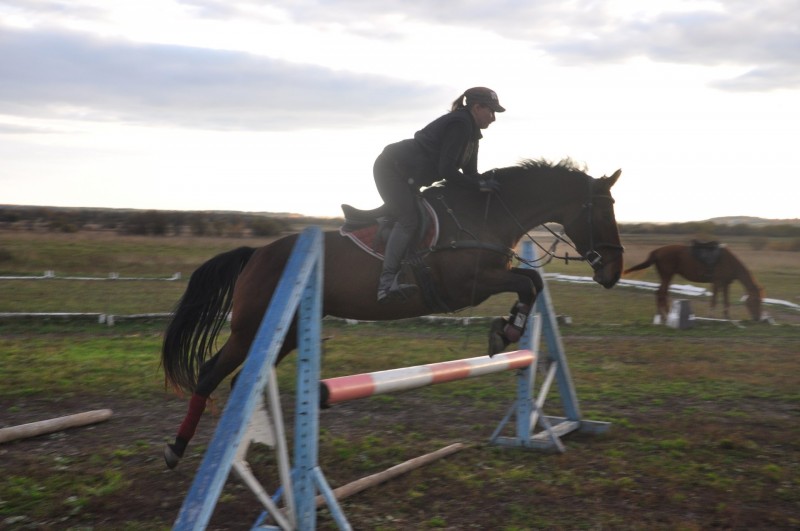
[{"left": 374, "top": 86, "right": 505, "bottom": 303}]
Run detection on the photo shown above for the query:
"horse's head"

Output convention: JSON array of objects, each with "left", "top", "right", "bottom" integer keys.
[
  {"left": 561, "top": 169, "right": 624, "bottom": 289},
  {"left": 745, "top": 287, "right": 764, "bottom": 321}
]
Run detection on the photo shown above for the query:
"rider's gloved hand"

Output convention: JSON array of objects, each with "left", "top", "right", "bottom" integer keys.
[{"left": 478, "top": 176, "right": 501, "bottom": 193}]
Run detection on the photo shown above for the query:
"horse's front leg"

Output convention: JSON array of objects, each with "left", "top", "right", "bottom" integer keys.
[
  {"left": 710, "top": 284, "right": 719, "bottom": 317},
  {"left": 478, "top": 267, "right": 543, "bottom": 355},
  {"left": 721, "top": 282, "right": 731, "bottom": 319}
]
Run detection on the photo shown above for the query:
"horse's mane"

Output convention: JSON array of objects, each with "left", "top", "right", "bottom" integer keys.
[
  {"left": 429, "top": 157, "right": 589, "bottom": 195},
  {"left": 723, "top": 248, "right": 763, "bottom": 297},
  {"left": 514, "top": 157, "right": 588, "bottom": 175}
]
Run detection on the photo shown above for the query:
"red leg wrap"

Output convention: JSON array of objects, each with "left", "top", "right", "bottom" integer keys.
[{"left": 177, "top": 393, "right": 207, "bottom": 442}]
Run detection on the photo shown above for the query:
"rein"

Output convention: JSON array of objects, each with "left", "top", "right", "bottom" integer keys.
[
  {"left": 428, "top": 194, "right": 514, "bottom": 259},
  {"left": 493, "top": 178, "right": 623, "bottom": 271},
  {"left": 424, "top": 174, "right": 623, "bottom": 273},
  {"left": 430, "top": 176, "right": 623, "bottom": 270}
]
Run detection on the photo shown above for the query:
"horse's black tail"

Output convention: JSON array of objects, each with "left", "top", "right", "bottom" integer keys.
[
  {"left": 161, "top": 246, "right": 256, "bottom": 394},
  {"left": 622, "top": 253, "right": 655, "bottom": 276}
]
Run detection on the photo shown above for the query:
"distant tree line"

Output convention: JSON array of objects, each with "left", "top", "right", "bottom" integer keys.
[
  {"left": 621, "top": 221, "right": 800, "bottom": 238},
  {"left": 1, "top": 205, "right": 798, "bottom": 244},
  {"left": 0, "top": 206, "right": 301, "bottom": 237},
  {"left": 621, "top": 221, "right": 800, "bottom": 251}
]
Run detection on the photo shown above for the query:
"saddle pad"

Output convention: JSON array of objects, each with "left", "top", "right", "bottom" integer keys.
[
  {"left": 691, "top": 241, "right": 722, "bottom": 268},
  {"left": 339, "top": 199, "right": 439, "bottom": 260}
]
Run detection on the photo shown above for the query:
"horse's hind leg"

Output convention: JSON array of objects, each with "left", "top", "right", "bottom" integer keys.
[
  {"left": 656, "top": 286, "right": 669, "bottom": 324},
  {"left": 163, "top": 349, "right": 223, "bottom": 467},
  {"left": 164, "top": 332, "right": 253, "bottom": 469},
  {"left": 164, "top": 320, "right": 300, "bottom": 469},
  {"left": 197, "top": 349, "right": 222, "bottom": 383}
]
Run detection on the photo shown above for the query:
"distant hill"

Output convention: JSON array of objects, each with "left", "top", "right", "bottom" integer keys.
[
  {"left": 705, "top": 216, "right": 800, "bottom": 227},
  {"left": 1, "top": 205, "right": 799, "bottom": 238}
]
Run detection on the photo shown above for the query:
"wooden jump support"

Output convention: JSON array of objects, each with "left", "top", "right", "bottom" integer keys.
[
  {"left": 0, "top": 409, "right": 113, "bottom": 444},
  {"left": 172, "top": 229, "right": 609, "bottom": 530}
]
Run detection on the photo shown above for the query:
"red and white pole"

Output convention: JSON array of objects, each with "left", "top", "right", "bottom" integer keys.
[{"left": 321, "top": 349, "right": 534, "bottom": 407}]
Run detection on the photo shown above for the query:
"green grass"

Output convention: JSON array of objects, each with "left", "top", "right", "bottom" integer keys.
[
  {"left": 1, "top": 230, "right": 799, "bottom": 529},
  {"left": 1, "top": 326, "right": 164, "bottom": 399}
]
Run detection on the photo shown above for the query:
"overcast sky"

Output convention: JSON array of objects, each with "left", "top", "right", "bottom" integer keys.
[{"left": 1, "top": 0, "right": 798, "bottom": 222}]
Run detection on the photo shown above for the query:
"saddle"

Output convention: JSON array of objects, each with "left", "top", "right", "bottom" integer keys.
[
  {"left": 691, "top": 240, "right": 722, "bottom": 281},
  {"left": 339, "top": 198, "right": 440, "bottom": 260},
  {"left": 339, "top": 198, "right": 449, "bottom": 311}
]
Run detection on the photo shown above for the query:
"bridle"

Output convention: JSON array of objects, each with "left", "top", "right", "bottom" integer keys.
[
  {"left": 502, "top": 178, "right": 624, "bottom": 271},
  {"left": 562, "top": 181, "right": 625, "bottom": 271},
  {"left": 424, "top": 175, "right": 623, "bottom": 317},
  {"left": 429, "top": 175, "right": 624, "bottom": 271}
]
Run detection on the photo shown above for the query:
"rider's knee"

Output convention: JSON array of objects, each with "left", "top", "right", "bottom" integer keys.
[{"left": 396, "top": 216, "right": 419, "bottom": 232}]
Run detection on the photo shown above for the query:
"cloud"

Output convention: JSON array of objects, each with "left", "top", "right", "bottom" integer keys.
[
  {"left": 0, "top": 122, "right": 55, "bottom": 134},
  {"left": 0, "top": 27, "right": 449, "bottom": 130},
  {"left": 204, "top": 0, "right": 800, "bottom": 91},
  {"left": 711, "top": 66, "right": 800, "bottom": 92},
  {"left": 2, "top": 0, "right": 798, "bottom": 138},
  {"left": 521, "top": 3, "right": 800, "bottom": 91}
]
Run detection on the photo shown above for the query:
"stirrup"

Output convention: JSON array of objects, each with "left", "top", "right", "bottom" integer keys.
[{"left": 377, "top": 282, "right": 418, "bottom": 304}]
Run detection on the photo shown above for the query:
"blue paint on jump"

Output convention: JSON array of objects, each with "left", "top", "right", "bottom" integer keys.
[{"left": 172, "top": 227, "right": 333, "bottom": 530}]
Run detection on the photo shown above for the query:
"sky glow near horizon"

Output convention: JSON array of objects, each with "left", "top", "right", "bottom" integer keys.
[{"left": 1, "top": 1, "right": 799, "bottom": 222}]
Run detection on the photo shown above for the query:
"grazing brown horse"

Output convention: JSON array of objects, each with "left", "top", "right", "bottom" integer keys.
[
  {"left": 161, "top": 159, "right": 624, "bottom": 468},
  {"left": 623, "top": 243, "right": 763, "bottom": 323}
]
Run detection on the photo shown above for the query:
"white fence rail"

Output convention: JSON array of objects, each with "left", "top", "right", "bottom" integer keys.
[
  {"left": 1, "top": 272, "right": 795, "bottom": 325},
  {"left": 0, "top": 271, "right": 181, "bottom": 281}
]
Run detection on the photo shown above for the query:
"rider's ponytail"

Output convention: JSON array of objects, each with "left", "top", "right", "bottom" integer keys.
[{"left": 450, "top": 92, "right": 467, "bottom": 111}]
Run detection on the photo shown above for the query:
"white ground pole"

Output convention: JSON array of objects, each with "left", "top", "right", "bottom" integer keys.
[{"left": 0, "top": 409, "right": 113, "bottom": 444}]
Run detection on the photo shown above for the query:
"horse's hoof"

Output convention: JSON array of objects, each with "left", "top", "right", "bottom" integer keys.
[
  {"left": 488, "top": 334, "right": 506, "bottom": 357},
  {"left": 164, "top": 444, "right": 181, "bottom": 469},
  {"left": 488, "top": 318, "right": 510, "bottom": 356}
]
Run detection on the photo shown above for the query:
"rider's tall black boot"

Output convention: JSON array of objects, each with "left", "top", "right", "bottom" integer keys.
[{"left": 377, "top": 224, "right": 418, "bottom": 303}]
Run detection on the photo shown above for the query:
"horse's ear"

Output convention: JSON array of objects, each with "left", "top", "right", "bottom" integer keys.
[{"left": 606, "top": 169, "right": 621, "bottom": 187}]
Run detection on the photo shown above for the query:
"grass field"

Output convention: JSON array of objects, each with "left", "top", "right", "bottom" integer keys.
[{"left": 1, "top": 229, "right": 798, "bottom": 530}]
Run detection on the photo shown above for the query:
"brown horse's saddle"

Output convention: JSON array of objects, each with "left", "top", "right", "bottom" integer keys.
[
  {"left": 338, "top": 198, "right": 440, "bottom": 260},
  {"left": 691, "top": 240, "right": 723, "bottom": 281}
]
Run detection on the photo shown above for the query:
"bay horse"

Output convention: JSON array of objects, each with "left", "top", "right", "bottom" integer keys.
[
  {"left": 623, "top": 243, "right": 763, "bottom": 323},
  {"left": 161, "top": 159, "right": 624, "bottom": 468}
]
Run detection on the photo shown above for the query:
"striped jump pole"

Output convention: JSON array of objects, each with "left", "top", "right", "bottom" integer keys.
[
  {"left": 315, "top": 314, "right": 565, "bottom": 454},
  {"left": 320, "top": 349, "right": 535, "bottom": 407}
]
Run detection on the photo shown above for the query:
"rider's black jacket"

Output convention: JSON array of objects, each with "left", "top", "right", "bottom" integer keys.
[{"left": 383, "top": 107, "right": 483, "bottom": 189}]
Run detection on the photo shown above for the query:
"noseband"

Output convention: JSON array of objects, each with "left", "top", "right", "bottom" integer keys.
[
  {"left": 433, "top": 176, "right": 624, "bottom": 271},
  {"left": 546, "top": 180, "right": 624, "bottom": 272}
]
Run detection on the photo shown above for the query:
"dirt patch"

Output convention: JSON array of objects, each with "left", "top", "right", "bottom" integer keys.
[
  {"left": 3, "top": 382, "right": 799, "bottom": 530},
  {"left": 2, "top": 391, "right": 515, "bottom": 530}
]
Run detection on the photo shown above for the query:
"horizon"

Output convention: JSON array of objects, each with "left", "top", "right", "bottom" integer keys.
[
  {"left": 1, "top": 2, "right": 798, "bottom": 223},
  {"left": 2, "top": 202, "right": 798, "bottom": 226}
]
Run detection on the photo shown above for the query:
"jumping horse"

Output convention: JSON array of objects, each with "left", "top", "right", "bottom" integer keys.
[
  {"left": 161, "top": 159, "right": 624, "bottom": 468},
  {"left": 623, "top": 243, "right": 764, "bottom": 323}
]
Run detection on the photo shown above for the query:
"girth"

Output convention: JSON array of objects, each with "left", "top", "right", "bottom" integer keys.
[{"left": 427, "top": 240, "right": 514, "bottom": 259}]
